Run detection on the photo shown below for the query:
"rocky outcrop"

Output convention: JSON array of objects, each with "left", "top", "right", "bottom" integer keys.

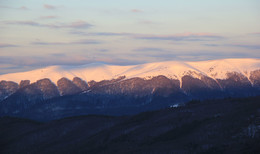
[
  {"left": 250, "top": 70, "right": 260, "bottom": 88},
  {"left": 35, "top": 78, "right": 60, "bottom": 99},
  {"left": 19, "top": 80, "right": 30, "bottom": 88},
  {"left": 57, "top": 78, "right": 82, "bottom": 96},
  {"left": 72, "top": 77, "right": 89, "bottom": 91},
  {"left": 217, "top": 72, "right": 254, "bottom": 96},
  {"left": 4, "top": 78, "right": 59, "bottom": 103},
  {"left": 0, "top": 80, "right": 19, "bottom": 101}
]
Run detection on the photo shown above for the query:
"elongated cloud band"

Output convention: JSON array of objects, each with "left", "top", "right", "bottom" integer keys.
[
  {"left": 0, "top": 43, "right": 19, "bottom": 48},
  {"left": 3, "top": 20, "right": 93, "bottom": 29},
  {"left": 71, "top": 31, "right": 224, "bottom": 42},
  {"left": 133, "top": 33, "right": 224, "bottom": 41},
  {"left": 31, "top": 39, "right": 102, "bottom": 46}
]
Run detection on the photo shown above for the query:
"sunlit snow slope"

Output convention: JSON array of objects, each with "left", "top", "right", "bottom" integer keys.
[{"left": 0, "top": 59, "right": 260, "bottom": 84}]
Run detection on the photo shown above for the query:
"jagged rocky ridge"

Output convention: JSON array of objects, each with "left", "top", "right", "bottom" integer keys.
[{"left": 0, "top": 72, "right": 259, "bottom": 120}]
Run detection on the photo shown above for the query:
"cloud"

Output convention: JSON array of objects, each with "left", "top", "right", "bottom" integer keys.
[
  {"left": 50, "top": 53, "right": 67, "bottom": 57},
  {"left": 204, "top": 43, "right": 260, "bottom": 50},
  {"left": 231, "top": 44, "right": 260, "bottom": 50},
  {"left": 248, "top": 32, "right": 260, "bottom": 36},
  {"left": 98, "top": 49, "right": 109, "bottom": 52},
  {"left": 3, "top": 20, "right": 93, "bottom": 29},
  {"left": 134, "top": 47, "right": 168, "bottom": 52},
  {"left": 138, "top": 20, "right": 156, "bottom": 25},
  {"left": 203, "top": 44, "right": 220, "bottom": 47},
  {"left": 0, "top": 43, "right": 19, "bottom": 48},
  {"left": 68, "top": 21, "right": 93, "bottom": 29},
  {"left": 71, "top": 31, "right": 131, "bottom": 36},
  {"left": 0, "top": 5, "right": 29, "bottom": 10},
  {"left": 19, "top": 6, "right": 28, "bottom": 10},
  {"left": 71, "top": 31, "right": 224, "bottom": 42},
  {"left": 31, "top": 39, "right": 102, "bottom": 46},
  {"left": 43, "top": 4, "right": 56, "bottom": 10},
  {"left": 134, "top": 32, "right": 224, "bottom": 42},
  {"left": 0, "top": 55, "right": 139, "bottom": 69},
  {"left": 40, "top": 16, "right": 58, "bottom": 19},
  {"left": 131, "top": 9, "right": 143, "bottom": 13}
]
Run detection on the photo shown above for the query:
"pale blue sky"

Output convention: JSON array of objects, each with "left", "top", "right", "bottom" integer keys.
[{"left": 0, "top": 0, "right": 260, "bottom": 74}]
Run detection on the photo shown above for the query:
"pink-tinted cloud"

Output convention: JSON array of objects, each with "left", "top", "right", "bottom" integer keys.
[
  {"left": 68, "top": 21, "right": 92, "bottom": 29},
  {"left": 19, "top": 6, "right": 28, "bottom": 10},
  {"left": 44, "top": 4, "right": 56, "bottom": 10},
  {"left": 40, "top": 16, "right": 58, "bottom": 19},
  {"left": 131, "top": 9, "right": 143, "bottom": 13}
]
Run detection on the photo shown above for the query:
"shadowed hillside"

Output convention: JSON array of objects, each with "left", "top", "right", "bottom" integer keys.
[{"left": 1, "top": 96, "right": 260, "bottom": 154}]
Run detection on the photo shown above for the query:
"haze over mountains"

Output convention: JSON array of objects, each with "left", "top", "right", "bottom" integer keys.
[{"left": 0, "top": 58, "right": 260, "bottom": 120}]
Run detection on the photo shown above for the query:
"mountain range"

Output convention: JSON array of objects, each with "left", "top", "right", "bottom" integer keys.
[{"left": 0, "top": 58, "right": 260, "bottom": 120}]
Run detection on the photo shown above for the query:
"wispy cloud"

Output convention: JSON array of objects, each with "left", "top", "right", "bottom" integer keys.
[
  {"left": 3, "top": 20, "right": 93, "bottom": 29},
  {"left": 204, "top": 43, "right": 260, "bottom": 50},
  {"left": 231, "top": 44, "right": 260, "bottom": 50},
  {"left": 97, "top": 49, "right": 109, "bottom": 52},
  {"left": 70, "top": 31, "right": 224, "bottom": 42},
  {"left": 134, "top": 32, "right": 224, "bottom": 42},
  {"left": 131, "top": 9, "right": 143, "bottom": 13},
  {"left": 31, "top": 39, "right": 102, "bottom": 46},
  {"left": 134, "top": 47, "right": 168, "bottom": 52},
  {"left": 39, "top": 16, "right": 58, "bottom": 19},
  {"left": 50, "top": 53, "right": 67, "bottom": 57},
  {"left": 19, "top": 6, "right": 28, "bottom": 10},
  {"left": 0, "top": 55, "right": 138, "bottom": 68},
  {"left": 43, "top": 4, "right": 56, "bottom": 10},
  {"left": 247, "top": 32, "right": 260, "bottom": 37},
  {"left": 0, "top": 43, "right": 19, "bottom": 48},
  {"left": 138, "top": 20, "right": 157, "bottom": 25},
  {"left": 203, "top": 44, "right": 221, "bottom": 47},
  {"left": 71, "top": 31, "right": 131, "bottom": 36},
  {"left": 0, "top": 5, "right": 29, "bottom": 10}
]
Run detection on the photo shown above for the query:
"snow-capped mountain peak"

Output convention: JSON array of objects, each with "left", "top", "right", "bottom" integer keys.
[{"left": 0, "top": 58, "right": 259, "bottom": 84}]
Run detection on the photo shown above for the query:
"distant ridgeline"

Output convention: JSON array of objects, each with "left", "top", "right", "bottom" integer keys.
[{"left": 0, "top": 59, "right": 260, "bottom": 120}]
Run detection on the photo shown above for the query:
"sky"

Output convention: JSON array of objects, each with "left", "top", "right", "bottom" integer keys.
[{"left": 0, "top": 0, "right": 260, "bottom": 74}]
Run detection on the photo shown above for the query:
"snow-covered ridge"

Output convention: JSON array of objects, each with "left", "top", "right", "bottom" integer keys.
[{"left": 0, "top": 58, "right": 260, "bottom": 84}]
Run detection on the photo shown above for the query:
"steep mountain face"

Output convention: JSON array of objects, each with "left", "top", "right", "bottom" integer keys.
[
  {"left": 72, "top": 77, "right": 89, "bottom": 91},
  {"left": 57, "top": 77, "right": 82, "bottom": 96},
  {"left": 19, "top": 80, "right": 30, "bottom": 89},
  {"left": 0, "top": 79, "right": 60, "bottom": 114},
  {"left": 91, "top": 75, "right": 180, "bottom": 96},
  {"left": 217, "top": 72, "right": 255, "bottom": 96},
  {"left": 250, "top": 70, "right": 260, "bottom": 88},
  {"left": 181, "top": 75, "right": 222, "bottom": 99},
  {"left": 0, "top": 81, "right": 18, "bottom": 101},
  {"left": 35, "top": 78, "right": 60, "bottom": 99},
  {"left": 0, "top": 59, "right": 260, "bottom": 120}
]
